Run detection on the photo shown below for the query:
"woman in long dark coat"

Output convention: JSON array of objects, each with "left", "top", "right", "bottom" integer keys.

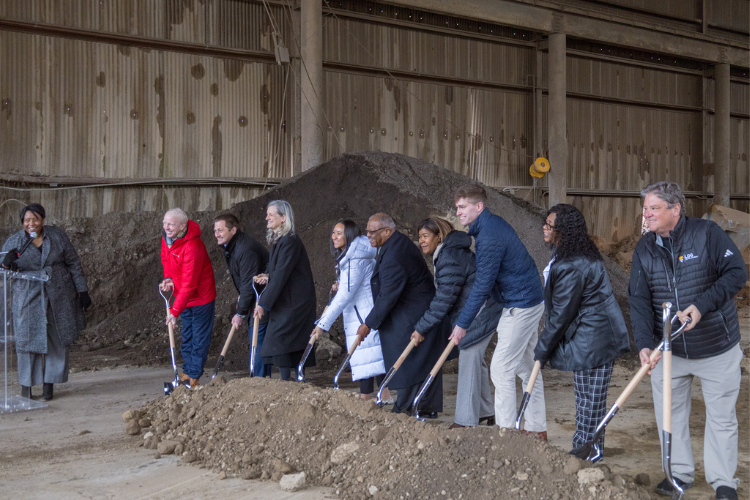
[
  {"left": 254, "top": 200, "right": 316, "bottom": 381},
  {"left": 412, "top": 217, "right": 502, "bottom": 428},
  {"left": 534, "top": 204, "right": 629, "bottom": 460},
  {"left": 1, "top": 204, "right": 91, "bottom": 401}
]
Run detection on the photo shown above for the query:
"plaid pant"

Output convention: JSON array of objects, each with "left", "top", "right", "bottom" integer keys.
[{"left": 573, "top": 361, "right": 614, "bottom": 451}]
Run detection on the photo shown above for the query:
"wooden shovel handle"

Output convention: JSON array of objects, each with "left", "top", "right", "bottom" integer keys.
[
  {"left": 310, "top": 326, "right": 323, "bottom": 344},
  {"left": 166, "top": 305, "right": 176, "bottom": 349},
  {"left": 612, "top": 346, "right": 664, "bottom": 409},
  {"left": 348, "top": 334, "right": 363, "bottom": 355},
  {"left": 220, "top": 325, "right": 237, "bottom": 357},
  {"left": 430, "top": 341, "right": 456, "bottom": 378},
  {"left": 394, "top": 339, "right": 418, "bottom": 370},
  {"left": 663, "top": 350, "right": 672, "bottom": 433},
  {"left": 524, "top": 360, "right": 541, "bottom": 394},
  {"left": 251, "top": 316, "right": 260, "bottom": 348}
]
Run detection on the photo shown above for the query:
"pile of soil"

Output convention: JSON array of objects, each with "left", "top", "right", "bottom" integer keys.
[
  {"left": 1, "top": 152, "right": 632, "bottom": 372},
  {"left": 127, "top": 377, "right": 654, "bottom": 500}
]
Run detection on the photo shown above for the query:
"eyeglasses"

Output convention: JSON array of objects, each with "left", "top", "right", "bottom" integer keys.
[
  {"left": 366, "top": 227, "right": 387, "bottom": 236},
  {"left": 542, "top": 221, "right": 555, "bottom": 229}
]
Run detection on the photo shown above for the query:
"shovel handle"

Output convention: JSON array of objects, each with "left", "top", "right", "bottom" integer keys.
[
  {"left": 430, "top": 340, "right": 455, "bottom": 378},
  {"left": 251, "top": 316, "right": 260, "bottom": 348},
  {"left": 348, "top": 334, "right": 362, "bottom": 355},
  {"left": 394, "top": 339, "right": 418, "bottom": 370},
  {"left": 524, "top": 360, "right": 541, "bottom": 394},
  {"left": 310, "top": 326, "right": 323, "bottom": 344},
  {"left": 663, "top": 349, "right": 672, "bottom": 433},
  {"left": 611, "top": 347, "right": 662, "bottom": 408},
  {"left": 221, "top": 325, "right": 237, "bottom": 357},
  {"left": 165, "top": 305, "right": 176, "bottom": 349}
]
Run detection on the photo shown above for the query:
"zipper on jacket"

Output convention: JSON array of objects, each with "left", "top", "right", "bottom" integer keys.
[
  {"left": 660, "top": 238, "right": 687, "bottom": 358},
  {"left": 718, "top": 310, "right": 731, "bottom": 341}
]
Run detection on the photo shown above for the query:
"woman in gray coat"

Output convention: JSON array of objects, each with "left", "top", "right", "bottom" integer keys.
[{"left": 1, "top": 204, "right": 91, "bottom": 401}]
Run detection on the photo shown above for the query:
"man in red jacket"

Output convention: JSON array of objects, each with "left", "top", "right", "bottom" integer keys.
[{"left": 160, "top": 208, "right": 217, "bottom": 388}]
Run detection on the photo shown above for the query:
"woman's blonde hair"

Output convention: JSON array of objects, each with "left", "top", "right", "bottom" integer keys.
[
  {"left": 417, "top": 217, "right": 454, "bottom": 244},
  {"left": 266, "top": 200, "right": 295, "bottom": 244}
]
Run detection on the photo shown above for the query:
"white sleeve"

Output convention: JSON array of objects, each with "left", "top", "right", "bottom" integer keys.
[{"left": 317, "top": 260, "right": 367, "bottom": 331}]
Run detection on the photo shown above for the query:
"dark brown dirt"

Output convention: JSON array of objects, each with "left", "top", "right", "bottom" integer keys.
[
  {"left": 0, "top": 152, "right": 634, "bottom": 373},
  {"left": 127, "top": 377, "right": 655, "bottom": 500}
]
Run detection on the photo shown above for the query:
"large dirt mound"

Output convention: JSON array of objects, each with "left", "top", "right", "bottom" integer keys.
[
  {"left": 2, "top": 152, "right": 632, "bottom": 371},
  {"left": 127, "top": 377, "right": 653, "bottom": 500}
]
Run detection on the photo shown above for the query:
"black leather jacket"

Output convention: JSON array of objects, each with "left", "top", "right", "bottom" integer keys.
[{"left": 535, "top": 256, "right": 630, "bottom": 371}]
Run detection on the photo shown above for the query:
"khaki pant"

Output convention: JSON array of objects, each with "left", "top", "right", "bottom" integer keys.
[
  {"left": 650, "top": 343, "right": 742, "bottom": 490},
  {"left": 490, "top": 302, "right": 546, "bottom": 431}
]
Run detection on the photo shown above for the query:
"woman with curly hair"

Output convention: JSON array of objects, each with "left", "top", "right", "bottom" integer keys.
[{"left": 534, "top": 204, "right": 630, "bottom": 461}]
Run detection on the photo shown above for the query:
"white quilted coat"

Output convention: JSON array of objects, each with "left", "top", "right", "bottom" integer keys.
[{"left": 317, "top": 236, "right": 386, "bottom": 381}]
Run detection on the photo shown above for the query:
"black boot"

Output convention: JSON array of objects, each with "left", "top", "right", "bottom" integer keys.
[
  {"left": 21, "top": 385, "right": 31, "bottom": 399},
  {"left": 41, "top": 383, "right": 53, "bottom": 401}
]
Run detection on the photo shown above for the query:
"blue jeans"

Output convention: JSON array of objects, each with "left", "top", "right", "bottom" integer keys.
[
  {"left": 179, "top": 300, "right": 215, "bottom": 379},
  {"left": 250, "top": 321, "right": 271, "bottom": 377}
]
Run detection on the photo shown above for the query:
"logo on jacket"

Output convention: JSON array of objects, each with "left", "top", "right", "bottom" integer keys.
[
  {"left": 678, "top": 253, "right": 698, "bottom": 262},
  {"left": 724, "top": 249, "right": 734, "bottom": 258}
]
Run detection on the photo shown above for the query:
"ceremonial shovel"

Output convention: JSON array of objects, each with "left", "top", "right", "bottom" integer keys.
[
  {"left": 571, "top": 306, "right": 691, "bottom": 462},
  {"left": 514, "top": 360, "right": 542, "bottom": 430},
  {"left": 375, "top": 338, "right": 418, "bottom": 407},
  {"left": 333, "top": 305, "right": 365, "bottom": 389},
  {"left": 249, "top": 279, "right": 266, "bottom": 377},
  {"left": 159, "top": 285, "right": 184, "bottom": 395},
  {"left": 412, "top": 339, "right": 456, "bottom": 420},
  {"left": 297, "top": 290, "right": 333, "bottom": 382},
  {"left": 211, "top": 297, "right": 241, "bottom": 379},
  {"left": 661, "top": 303, "right": 684, "bottom": 500}
]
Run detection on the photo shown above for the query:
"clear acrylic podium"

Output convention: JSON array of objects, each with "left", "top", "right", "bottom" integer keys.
[{"left": 1, "top": 266, "right": 50, "bottom": 413}]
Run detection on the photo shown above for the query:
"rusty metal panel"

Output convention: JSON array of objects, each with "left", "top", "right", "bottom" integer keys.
[
  {"left": 0, "top": 0, "right": 166, "bottom": 37},
  {"left": 0, "top": 29, "right": 290, "bottom": 181},
  {"left": 730, "top": 81, "right": 749, "bottom": 116},
  {"left": 323, "top": 16, "right": 534, "bottom": 88},
  {"left": 731, "top": 117, "right": 749, "bottom": 196},
  {"left": 0, "top": 185, "right": 265, "bottom": 226},
  {"left": 567, "top": 55, "right": 702, "bottom": 108},
  {"left": 323, "top": 71, "right": 533, "bottom": 188},
  {"left": 208, "top": 0, "right": 283, "bottom": 51},
  {"left": 708, "top": 0, "right": 750, "bottom": 34},
  {"left": 567, "top": 98, "right": 703, "bottom": 192},
  {"left": 584, "top": 0, "right": 700, "bottom": 21}
]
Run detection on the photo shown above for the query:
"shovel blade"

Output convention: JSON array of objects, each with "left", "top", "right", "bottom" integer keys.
[
  {"left": 164, "top": 382, "right": 174, "bottom": 395},
  {"left": 212, "top": 355, "right": 225, "bottom": 379}
]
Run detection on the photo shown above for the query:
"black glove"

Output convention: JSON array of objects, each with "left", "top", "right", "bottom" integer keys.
[
  {"left": 2, "top": 250, "right": 19, "bottom": 269},
  {"left": 79, "top": 291, "right": 92, "bottom": 311}
]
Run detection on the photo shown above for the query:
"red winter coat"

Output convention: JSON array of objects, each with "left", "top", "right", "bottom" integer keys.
[{"left": 161, "top": 220, "right": 216, "bottom": 316}]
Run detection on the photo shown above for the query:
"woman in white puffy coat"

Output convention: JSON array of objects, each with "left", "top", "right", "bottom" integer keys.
[{"left": 314, "top": 219, "right": 390, "bottom": 401}]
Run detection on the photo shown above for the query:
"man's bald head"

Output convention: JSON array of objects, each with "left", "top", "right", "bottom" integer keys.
[
  {"left": 366, "top": 213, "right": 396, "bottom": 248},
  {"left": 368, "top": 213, "right": 396, "bottom": 230}
]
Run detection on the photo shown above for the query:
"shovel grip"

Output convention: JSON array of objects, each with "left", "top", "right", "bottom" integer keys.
[
  {"left": 430, "top": 341, "right": 455, "bottom": 378},
  {"left": 394, "top": 339, "right": 418, "bottom": 370},
  {"left": 252, "top": 316, "right": 260, "bottom": 348},
  {"left": 525, "top": 360, "right": 541, "bottom": 394},
  {"left": 349, "top": 334, "right": 362, "bottom": 355},
  {"left": 221, "top": 325, "right": 237, "bottom": 357},
  {"left": 311, "top": 326, "right": 323, "bottom": 344},
  {"left": 166, "top": 305, "right": 176, "bottom": 349},
  {"left": 663, "top": 350, "right": 672, "bottom": 433}
]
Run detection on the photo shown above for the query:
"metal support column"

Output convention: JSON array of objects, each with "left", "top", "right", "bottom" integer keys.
[
  {"left": 714, "top": 62, "right": 731, "bottom": 207},
  {"left": 300, "top": 0, "right": 324, "bottom": 171},
  {"left": 548, "top": 31, "right": 567, "bottom": 208}
]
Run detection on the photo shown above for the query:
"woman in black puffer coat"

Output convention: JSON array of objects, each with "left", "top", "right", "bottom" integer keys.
[
  {"left": 534, "top": 204, "right": 630, "bottom": 460},
  {"left": 412, "top": 217, "right": 503, "bottom": 428}
]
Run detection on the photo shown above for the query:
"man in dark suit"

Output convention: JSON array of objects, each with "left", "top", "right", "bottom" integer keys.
[{"left": 356, "top": 213, "right": 447, "bottom": 416}]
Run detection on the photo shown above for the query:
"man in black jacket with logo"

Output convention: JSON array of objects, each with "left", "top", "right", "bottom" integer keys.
[
  {"left": 629, "top": 181, "right": 746, "bottom": 500},
  {"left": 214, "top": 213, "right": 270, "bottom": 377}
]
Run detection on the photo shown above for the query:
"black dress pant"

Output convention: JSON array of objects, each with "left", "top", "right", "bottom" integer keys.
[{"left": 392, "top": 370, "right": 443, "bottom": 414}]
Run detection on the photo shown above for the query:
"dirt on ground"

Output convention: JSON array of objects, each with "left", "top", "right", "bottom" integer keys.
[
  {"left": 127, "top": 377, "right": 653, "bottom": 500},
  {"left": 1, "top": 151, "right": 633, "bottom": 374}
]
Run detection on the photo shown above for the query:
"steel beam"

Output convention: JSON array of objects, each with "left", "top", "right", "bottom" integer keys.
[
  {"left": 383, "top": 0, "right": 748, "bottom": 66},
  {"left": 300, "top": 0, "right": 325, "bottom": 171},
  {"left": 714, "top": 62, "right": 731, "bottom": 207},
  {"left": 548, "top": 32, "right": 567, "bottom": 208}
]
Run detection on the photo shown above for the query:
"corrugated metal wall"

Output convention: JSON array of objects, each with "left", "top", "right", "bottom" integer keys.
[{"left": 0, "top": 0, "right": 747, "bottom": 240}]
